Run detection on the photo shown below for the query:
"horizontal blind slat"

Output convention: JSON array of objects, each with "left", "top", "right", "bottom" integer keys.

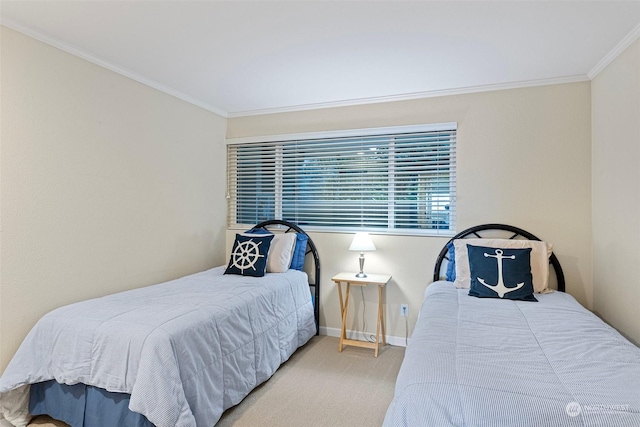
[{"left": 228, "top": 126, "right": 456, "bottom": 233}]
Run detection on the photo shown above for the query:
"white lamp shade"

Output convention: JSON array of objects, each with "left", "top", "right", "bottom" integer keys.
[{"left": 349, "top": 232, "right": 376, "bottom": 252}]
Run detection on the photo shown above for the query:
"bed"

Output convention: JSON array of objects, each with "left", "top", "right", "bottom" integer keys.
[
  {"left": 0, "top": 220, "right": 320, "bottom": 427},
  {"left": 383, "top": 224, "right": 640, "bottom": 427}
]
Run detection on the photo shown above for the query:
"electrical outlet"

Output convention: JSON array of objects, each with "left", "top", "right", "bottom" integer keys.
[{"left": 400, "top": 304, "right": 409, "bottom": 317}]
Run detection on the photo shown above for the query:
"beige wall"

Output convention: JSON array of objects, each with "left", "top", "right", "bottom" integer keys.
[
  {"left": 592, "top": 38, "right": 640, "bottom": 345},
  {"left": 0, "top": 21, "right": 610, "bottom": 363},
  {"left": 227, "top": 82, "right": 593, "bottom": 341},
  {"left": 0, "top": 27, "right": 228, "bottom": 371}
]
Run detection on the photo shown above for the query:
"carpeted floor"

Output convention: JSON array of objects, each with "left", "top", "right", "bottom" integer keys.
[{"left": 28, "top": 335, "right": 405, "bottom": 427}]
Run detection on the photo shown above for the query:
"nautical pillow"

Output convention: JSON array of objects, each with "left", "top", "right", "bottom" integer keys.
[
  {"left": 467, "top": 245, "right": 537, "bottom": 301},
  {"left": 225, "top": 233, "right": 274, "bottom": 277},
  {"left": 453, "top": 238, "right": 553, "bottom": 293},
  {"left": 290, "top": 233, "right": 309, "bottom": 271}
]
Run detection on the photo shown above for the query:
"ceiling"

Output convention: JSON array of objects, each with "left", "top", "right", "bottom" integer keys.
[{"left": 2, "top": 1, "right": 639, "bottom": 117}]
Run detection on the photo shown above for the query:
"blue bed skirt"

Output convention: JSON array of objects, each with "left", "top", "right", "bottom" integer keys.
[{"left": 29, "top": 381, "right": 154, "bottom": 427}]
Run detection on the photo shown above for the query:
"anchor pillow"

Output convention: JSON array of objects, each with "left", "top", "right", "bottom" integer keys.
[
  {"left": 453, "top": 238, "right": 553, "bottom": 293},
  {"left": 467, "top": 244, "right": 537, "bottom": 302},
  {"left": 225, "top": 233, "right": 275, "bottom": 277}
]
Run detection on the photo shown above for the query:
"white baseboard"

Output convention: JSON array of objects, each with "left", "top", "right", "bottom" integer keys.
[{"left": 319, "top": 326, "right": 409, "bottom": 347}]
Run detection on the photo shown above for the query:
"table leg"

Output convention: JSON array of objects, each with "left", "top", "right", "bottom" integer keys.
[
  {"left": 337, "top": 282, "right": 344, "bottom": 318},
  {"left": 378, "top": 285, "right": 386, "bottom": 346},
  {"left": 374, "top": 286, "right": 382, "bottom": 357},
  {"left": 339, "top": 283, "right": 350, "bottom": 352},
  {"left": 337, "top": 282, "right": 343, "bottom": 352}
]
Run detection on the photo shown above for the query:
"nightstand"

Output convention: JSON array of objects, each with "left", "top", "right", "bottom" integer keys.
[{"left": 331, "top": 272, "right": 392, "bottom": 357}]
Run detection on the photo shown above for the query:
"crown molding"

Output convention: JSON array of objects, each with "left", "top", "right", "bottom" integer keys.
[
  {"left": 4, "top": 16, "right": 634, "bottom": 120},
  {"left": 1, "top": 19, "right": 229, "bottom": 118},
  {"left": 227, "top": 74, "right": 590, "bottom": 118},
  {"left": 588, "top": 23, "right": 640, "bottom": 79}
]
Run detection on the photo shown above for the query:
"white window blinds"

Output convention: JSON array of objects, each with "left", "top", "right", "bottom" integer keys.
[{"left": 227, "top": 123, "right": 456, "bottom": 235}]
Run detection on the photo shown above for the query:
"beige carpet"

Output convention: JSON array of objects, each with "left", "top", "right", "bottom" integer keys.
[{"left": 28, "top": 336, "right": 405, "bottom": 427}]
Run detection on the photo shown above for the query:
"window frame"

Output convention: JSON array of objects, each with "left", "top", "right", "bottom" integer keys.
[{"left": 226, "top": 123, "right": 457, "bottom": 236}]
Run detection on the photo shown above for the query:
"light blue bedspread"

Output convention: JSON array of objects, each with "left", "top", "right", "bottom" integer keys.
[
  {"left": 0, "top": 267, "right": 316, "bottom": 427},
  {"left": 383, "top": 281, "right": 640, "bottom": 427}
]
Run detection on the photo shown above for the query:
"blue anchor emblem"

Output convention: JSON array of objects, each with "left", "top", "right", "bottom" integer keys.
[{"left": 477, "top": 249, "right": 524, "bottom": 298}]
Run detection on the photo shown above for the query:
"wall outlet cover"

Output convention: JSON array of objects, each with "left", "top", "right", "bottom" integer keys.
[{"left": 400, "top": 304, "right": 409, "bottom": 317}]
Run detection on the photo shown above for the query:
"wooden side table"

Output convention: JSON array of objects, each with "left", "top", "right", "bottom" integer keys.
[{"left": 331, "top": 272, "right": 392, "bottom": 357}]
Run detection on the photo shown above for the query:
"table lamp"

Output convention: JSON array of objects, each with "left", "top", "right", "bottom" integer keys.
[{"left": 349, "top": 232, "right": 376, "bottom": 278}]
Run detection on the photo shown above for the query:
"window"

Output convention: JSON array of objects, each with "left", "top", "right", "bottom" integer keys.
[{"left": 227, "top": 123, "right": 456, "bottom": 235}]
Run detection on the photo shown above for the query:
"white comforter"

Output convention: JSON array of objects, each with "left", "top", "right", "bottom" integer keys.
[
  {"left": 0, "top": 267, "right": 316, "bottom": 427},
  {"left": 384, "top": 281, "right": 640, "bottom": 427}
]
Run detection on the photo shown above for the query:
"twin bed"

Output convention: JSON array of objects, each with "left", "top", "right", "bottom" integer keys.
[
  {"left": 384, "top": 224, "right": 640, "bottom": 426},
  {"left": 2, "top": 222, "right": 639, "bottom": 427},
  {"left": 0, "top": 220, "right": 320, "bottom": 427}
]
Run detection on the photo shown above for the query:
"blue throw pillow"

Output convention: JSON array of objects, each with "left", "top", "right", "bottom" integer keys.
[
  {"left": 225, "top": 233, "right": 274, "bottom": 277},
  {"left": 290, "top": 233, "right": 309, "bottom": 271},
  {"left": 467, "top": 245, "right": 537, "bottom": 302},
  {"left": 445, "top": 241, "right": 456, "bottom": 281},
  {"left": 244, "top": 227, "right": 272, "bottom": 235}
]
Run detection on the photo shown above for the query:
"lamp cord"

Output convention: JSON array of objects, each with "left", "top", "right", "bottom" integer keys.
[
  {"left": 361, "top": 287, "right": 407, "bottom": 346},
  {"left": 360, "top": 287, "right": 376, "bottom": 343},
  {"left": 405, "top": 316, "right": 409, "bottom": 346}
]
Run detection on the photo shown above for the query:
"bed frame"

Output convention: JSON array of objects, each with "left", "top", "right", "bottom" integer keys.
[
  {"left": 254, "top": 220, "right": 320, "bottom": 334},
  {"left": 433, "top": 223, "right": 565, "bottom": 292}
]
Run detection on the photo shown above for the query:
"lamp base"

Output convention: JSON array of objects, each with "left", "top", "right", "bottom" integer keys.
[{"left": 356, "top": 252, "right": 368, "bottom": 278}]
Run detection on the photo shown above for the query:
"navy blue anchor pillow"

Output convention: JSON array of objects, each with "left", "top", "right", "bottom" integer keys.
[
  {"left": 225, "top": 233, "right": 275, "bottom": 277},
  {"left": 467, "top": 244, "right": 537, "bottom": 302}
]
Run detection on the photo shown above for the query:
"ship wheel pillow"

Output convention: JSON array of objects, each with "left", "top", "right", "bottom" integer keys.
[
  {"left": 225, "top": 233, "right": 275, "bottom": 277},
  {"left": 225, "top": 230, "right": 299, "bottom": 277}
]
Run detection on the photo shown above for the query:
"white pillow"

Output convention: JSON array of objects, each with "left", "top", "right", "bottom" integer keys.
[
  {"left": 265, "top": 233, "right": 297, "bottom": 273},
  {"left": 453, "top": 238, "right": 553, "bottom": 293}
]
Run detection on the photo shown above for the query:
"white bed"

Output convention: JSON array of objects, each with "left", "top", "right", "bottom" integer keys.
[
  {"left": 384, "top": 224, "right": 640, "bottom": 427},
  {"left": 0, "top": 220, "right": 319, "bottom": 427}
]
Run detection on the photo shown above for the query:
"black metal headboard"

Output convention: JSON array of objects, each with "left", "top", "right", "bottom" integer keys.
[
  {"left": 254, "top": 220, "right": 320, "bottom": 334},
  {"left": 433, "top": 223, "right": 565, "bottom": 292}
]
